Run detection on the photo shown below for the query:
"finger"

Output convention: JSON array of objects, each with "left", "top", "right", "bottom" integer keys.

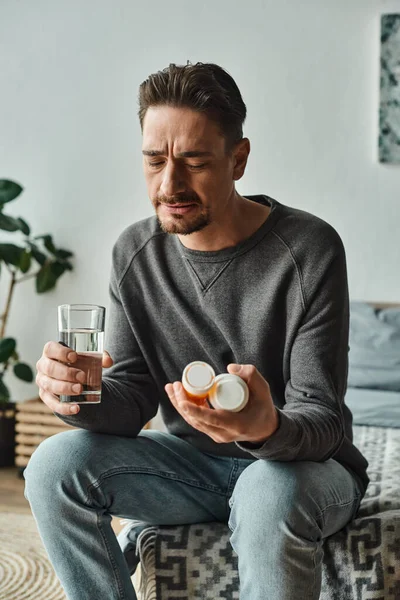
[
  {"left": 165, "top": 384, "right": 231, "bottom": 441},
  {"left": 38, "top": 388, "right": 80, "bottom": 416},
  {"left": 165, "top": 382, "right": 190, "bottom": 416},
  {"left": 188, "top": 416, "right": 232, "bottom": 443},
  {"left": 102, "top": 351, "right": 114, "bottom": 368},
  {"left": 43, "top": 341, "right": 77, "bottom": 364},
  {"left": 170, "top": 382, "right": 235, "bottom": 430},
  {"left": 37, "top": 373, "right": 83, "bottom": 397},
  {"left": 37, "top": 356, "right": 86, "bottom": 384},
  {"left": 169, "top": 382, "right": 207, "bottom": 414},
  {"left": 227, "top": 363, "right": 270, "bottom": 395},
  {"left": 166, "top": 382, "right": 202, "bottom": 418},
  {"left": 186, "top": 402, "right": 237, "bottom": 429}
]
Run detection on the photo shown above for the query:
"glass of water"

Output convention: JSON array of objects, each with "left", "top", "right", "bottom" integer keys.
[{"left": 58, "top": 304, "right": 106, "bottom": 404}]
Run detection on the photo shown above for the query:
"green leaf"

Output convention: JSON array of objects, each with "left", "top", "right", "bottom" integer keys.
[
  {"left": 44, "top": 236, "right": 56, "bottom": 254},
  {"left": 36, "top": 263, "right": 57, "bottom": 293},
  {"left": 0, "top": 180, "right": 23, "bottom": 204},
  {"left": 0, "top": 377, "right": 10, "bottom": 402},
  {"left": 0, "top": 213, "right": 21, "bottom": 232},
  {"left": 16, "top": 217, "right": 30, "bottom": 236},
  {"left": 27, "top": 242, "right": 47, "bottom": 266},
  {"left": 13, "top": 362, "right": 34, "bottom": 382},
  {"left": 0, "top": 243, "right": 25, "bottom": 267},
  {"left": 0, "top": 338, "right": 17, "bottom": 363},
  {"left": 19, "top": 249, "right": 31, "bottom": 273},
  {"left": 11, "top": 350, "right": 19, "bottom": 362},
  {"left": 55, "top": 249, "right": 73, "bottom": 260},
  {"left": 35, "top": 234, "right": 56, "bottom": 254},
  {"left": 50, "top": 261, "right": 66, "bottom": 278}
]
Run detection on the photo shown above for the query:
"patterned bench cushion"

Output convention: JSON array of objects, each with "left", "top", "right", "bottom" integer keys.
[{"left": 130, "top": 426, "right": 400, "bottom": 600}]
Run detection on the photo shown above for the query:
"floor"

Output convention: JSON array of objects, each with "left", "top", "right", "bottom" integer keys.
[
  {"left": 0, "top": 466, "right": 30, "bottom": 514},
  {"left": 0, "top": 466, "right": 124, "bottom": 534}
]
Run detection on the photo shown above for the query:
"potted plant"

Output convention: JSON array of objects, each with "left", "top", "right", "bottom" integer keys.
[{"left": 0, "top": 179, "right": 74, "bottom": 467}]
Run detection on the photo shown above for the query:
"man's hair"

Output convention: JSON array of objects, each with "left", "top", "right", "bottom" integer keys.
[{"left": 138, "top": 62, "right": 247, "bottom": 152}]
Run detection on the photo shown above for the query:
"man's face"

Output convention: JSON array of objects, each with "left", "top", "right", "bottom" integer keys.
[{"left": 142, "top": 106, "right": 238, "bottom": 235}]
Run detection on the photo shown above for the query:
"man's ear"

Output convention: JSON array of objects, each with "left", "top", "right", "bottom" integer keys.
[{"left": 232, "top": 138, "right": 251, "bottom": 181}]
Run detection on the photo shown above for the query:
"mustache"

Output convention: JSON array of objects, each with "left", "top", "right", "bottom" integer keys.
[{"left": 155, "top": 194, "right": 200, "bottom": 206}]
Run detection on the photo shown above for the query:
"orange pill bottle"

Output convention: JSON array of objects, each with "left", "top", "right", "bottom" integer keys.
[
  {"left": 181, "top": 361, "right": 216, "bottom": 406},
  {"left": 182, "top": 361, "right": 249, "bottom": 412}
]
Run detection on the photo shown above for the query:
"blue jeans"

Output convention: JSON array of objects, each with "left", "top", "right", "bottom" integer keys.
[{"left": 24, "top": 428, "right": 363, "bottom": 600}]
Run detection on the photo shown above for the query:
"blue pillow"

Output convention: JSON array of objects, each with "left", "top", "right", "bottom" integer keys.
[
  {"left": 345, "top": 387, "right": 400, "bottom": 428},
  {"left": 348, "top": 302, "right": 400, "bottom": 391},
  {"left": 378, "top": 306, "right": 400, "bottom": 329}
]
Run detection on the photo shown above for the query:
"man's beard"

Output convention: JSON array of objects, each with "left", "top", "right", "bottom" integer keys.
[{"left": 152, "top": 194, "right": 211, "bottom": 235}]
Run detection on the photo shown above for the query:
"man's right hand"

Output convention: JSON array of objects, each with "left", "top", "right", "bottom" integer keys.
[{"left": 35, "top": 342, "right": 114, "bottom": 416}]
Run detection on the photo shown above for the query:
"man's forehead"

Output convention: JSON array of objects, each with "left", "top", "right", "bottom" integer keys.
[{"left": 142, "top": 106, "right": 224, "bottom": 153}]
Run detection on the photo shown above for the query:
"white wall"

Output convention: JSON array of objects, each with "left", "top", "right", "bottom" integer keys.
[{"left": 1, "top": 0, "right": 399, "bottom": 403}]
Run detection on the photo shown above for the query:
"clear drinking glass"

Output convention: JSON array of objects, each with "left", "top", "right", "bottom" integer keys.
[{"left": 58, "top": 304, "right": 106, "bottom": 404}]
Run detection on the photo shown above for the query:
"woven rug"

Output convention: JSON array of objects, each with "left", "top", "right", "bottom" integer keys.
[{"left": 0, "top": 512, "right": 66, "bottom": 600}]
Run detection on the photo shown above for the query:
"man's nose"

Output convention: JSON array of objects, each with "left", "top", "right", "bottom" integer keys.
[{"left": 160, "top": 162, "right": 186, "bottom": 197}]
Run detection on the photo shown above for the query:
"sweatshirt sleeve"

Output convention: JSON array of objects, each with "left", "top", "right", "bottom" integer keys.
[
  {"left": 55, "top": 246, "right": 160, "bottom": 436},
  {"left": 237, "top": 233, "right": 349, "bottom": 462}
]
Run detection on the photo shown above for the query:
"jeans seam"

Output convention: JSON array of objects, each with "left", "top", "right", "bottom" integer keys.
[
  {"left": 314, "top": 495, "right": 360, "bottom": 523},
  {"left": 84, "top": 466, "right": 227, "bottom": 506},
  {"left": 226, "top": 459, "right": 240, "bottom": 526},
  {"left": 226, "top": 459, "right": 239, "bottom": 498},
  {"left": 96, "top": 511, "right": 127, "bottom": 600},
  {"left": 310, "top": 537, "right": 317, "bottom": 600}
]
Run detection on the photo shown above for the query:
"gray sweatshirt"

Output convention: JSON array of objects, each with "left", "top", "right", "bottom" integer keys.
[{"left": 57, "top": 195, "right": 369, "bottom": 493}]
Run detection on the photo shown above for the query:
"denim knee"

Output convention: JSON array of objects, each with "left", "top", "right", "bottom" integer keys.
[
  {"left": 228, "top": 460, "right": 323, "bottom": 542},
  {"left": 24, "top": 429, "right": 98, "bottom": 506}
]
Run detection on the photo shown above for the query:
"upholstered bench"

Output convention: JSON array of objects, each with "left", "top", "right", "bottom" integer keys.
[{"left": 118, "top": 426, "right": 400, "bottom": 600}]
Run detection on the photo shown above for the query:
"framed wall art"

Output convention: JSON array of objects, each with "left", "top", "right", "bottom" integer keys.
[{"left": 379, "top": 13, "right": 400, "bottom": 163}]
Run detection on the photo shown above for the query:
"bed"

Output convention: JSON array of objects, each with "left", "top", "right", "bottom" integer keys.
[{"left": 119, "top": 302, "right": 400, "bottom": 599}]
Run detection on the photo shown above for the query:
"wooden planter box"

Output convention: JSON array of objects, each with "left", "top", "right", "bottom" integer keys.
[{"left": 15, "top": 398, "right": 76, "bottom": 468}]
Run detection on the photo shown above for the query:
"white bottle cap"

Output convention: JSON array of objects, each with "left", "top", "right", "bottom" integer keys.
[
  {"left": 182, "top": 361, "right": 216, "bottom": 397},
  {"left": 208, "top": 374, "right": 249, "bottom": 412}
]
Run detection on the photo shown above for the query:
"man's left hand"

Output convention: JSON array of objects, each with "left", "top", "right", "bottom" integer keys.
[{"left": 165, "top": 364, "right": 279, "bottom": 445}]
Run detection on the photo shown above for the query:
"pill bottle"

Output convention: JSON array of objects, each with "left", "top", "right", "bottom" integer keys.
[
  {"left": 182, "top": 361, "right": 249, "bottom": 412},
  {"left": 181, "top": 361, "right": 216, "bottom": 406},
  {"left": 208, "top": 374, "right": 249, "bottom": 412}
]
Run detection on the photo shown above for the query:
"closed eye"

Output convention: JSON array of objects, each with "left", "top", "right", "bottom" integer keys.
[
  {"left": 148, "top": 162, "right": 206, "bottom": 170},
  {"left": 187, "top": 164, "right": 206, "bottom": 170}
]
